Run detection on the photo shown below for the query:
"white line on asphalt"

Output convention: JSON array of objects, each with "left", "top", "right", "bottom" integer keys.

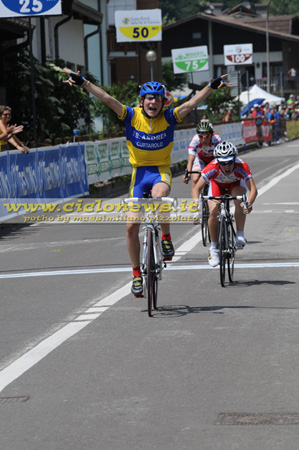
[
  {"left": 1, "top": 261, "right": 299, "bottom": 279},
  {"left": 1, "top": 165, "right": 299, "bottom": 393}
]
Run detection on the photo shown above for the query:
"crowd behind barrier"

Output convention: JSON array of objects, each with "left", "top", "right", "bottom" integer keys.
[{"left": 1, "top": 120, "right": 298, "bottom": 222}]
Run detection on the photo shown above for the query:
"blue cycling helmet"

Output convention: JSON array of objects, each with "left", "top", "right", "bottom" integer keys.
[{"left": 140, "top": 81, "right": 166, "bottom": 98}]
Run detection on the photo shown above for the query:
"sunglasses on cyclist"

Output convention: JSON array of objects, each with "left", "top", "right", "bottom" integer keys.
[
  {"left": 219, "top": 159, "right": 234, "bottom": 166},
  {"left": 198, "top": 133, "right": 210, "bottom": 138},
  {"left": 144, "top": 94, "right": 164, "bottom": 102}
]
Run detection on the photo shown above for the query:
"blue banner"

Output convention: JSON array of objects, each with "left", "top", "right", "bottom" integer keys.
[{"left": 0, "top": 144, "right": 89, "bottom": 221}]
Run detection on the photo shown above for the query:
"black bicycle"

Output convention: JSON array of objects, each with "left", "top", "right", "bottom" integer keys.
[
  {"left": 124, "top": 195, "right": 177, "bottom": 317},
  {"left": 200, "top": 190, "right": 247, "bottom": 287},
  {"left": 184, "top": 169, "right": 210, "bottom": 246}
]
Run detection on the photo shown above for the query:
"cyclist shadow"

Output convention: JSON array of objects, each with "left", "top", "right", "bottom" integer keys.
[
  {"left": 231, "top": 279, "right": 296, "bottom": 287},
  {"left": 149, "top": 305, "right": 250, "bottom": 317}
]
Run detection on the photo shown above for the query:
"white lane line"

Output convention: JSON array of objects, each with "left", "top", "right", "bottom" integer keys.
[
  {"left": 258, "top": 163, "right": 299, "bottom": 196},
  {"left": 1, "top": 166, "right": 299, "bottom": 392},
  {"left": 1, "top": 261, "right": 299, "bottom": 280},
  {"left": 0, "top": 282, "right": 131, "bottom": 393}
]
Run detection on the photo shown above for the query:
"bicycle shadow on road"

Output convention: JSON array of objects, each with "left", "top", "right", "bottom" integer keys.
[
  {"left": 231, "top": 279, "right": 296, "bottom": 287},
  {"left": 151, "top": 298, "right": 298, "bottom": 317}
]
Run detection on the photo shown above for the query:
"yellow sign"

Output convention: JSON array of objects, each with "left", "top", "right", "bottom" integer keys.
[
  {"left": 119, "top": 25, "right": 161, "bottom": 41},
  {"left": 115, "top": 9, "right": 162, "bottom": 43}
]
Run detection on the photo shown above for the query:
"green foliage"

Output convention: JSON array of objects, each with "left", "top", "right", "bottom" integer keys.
[
  {"left": 92, "top": 81, "right": 139, "bottom": 135},
  {"left": 204, "top": 86, "right": 240, "bottom": 121},
  {"left": 2, "top": 49, "right": 95, "bottom": 144},
  {"left": 160, "top": 0, "right": 299, "bottom": 22},
  {"left": 162, "top": 61, "right": 188, "bottom": 92}
]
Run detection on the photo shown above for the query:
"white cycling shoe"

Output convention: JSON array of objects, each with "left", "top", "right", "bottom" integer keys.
[
  {"left": 208, "top": 248, "right": 219, "bottom": 267},
  {"left": 236, "top": 236, "right": 247, "bottom": 247}
]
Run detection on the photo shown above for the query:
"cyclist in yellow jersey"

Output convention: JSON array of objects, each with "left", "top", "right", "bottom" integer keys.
[{"left": 64, "top": 72, "right": 230, "bottom": 296}]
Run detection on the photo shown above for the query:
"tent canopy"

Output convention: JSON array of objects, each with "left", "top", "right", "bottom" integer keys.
[
  {"left": 240, "top": 98, "right": 264, "bottom": 116},
  {"left": 237, "top": 84, "right": 284, "bottom": 110}
]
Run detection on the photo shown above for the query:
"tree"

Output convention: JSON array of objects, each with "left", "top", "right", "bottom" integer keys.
[
  {"left": 92, "top": 81, "right": 139, "bottom": 135},
  {"left": 2, "top": 49, "right": 95, "bottom": 144},
  {"left": 162, "top": 61, "right": 188, "bottom": 92}
]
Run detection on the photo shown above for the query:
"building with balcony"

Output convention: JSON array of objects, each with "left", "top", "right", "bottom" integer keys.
[{"left": 162, "top": 2, "right": 299, "bottom": 98}]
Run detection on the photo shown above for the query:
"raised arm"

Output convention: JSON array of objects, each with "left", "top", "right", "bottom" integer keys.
[
  {"left": 64, "top": 71, "right": 123, "bottom": 117},
  {"left": 177, "top": 75, "right": 230, "bottom": 120}
]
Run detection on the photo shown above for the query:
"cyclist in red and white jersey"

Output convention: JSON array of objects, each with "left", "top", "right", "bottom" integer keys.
[
  {"left": 195, "top": 141, "right": 258, "bottom": 267},
  {"left": 183, "top": 120, "right": 222, "bottom": 201}
]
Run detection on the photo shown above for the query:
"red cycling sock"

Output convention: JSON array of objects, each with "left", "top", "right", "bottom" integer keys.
[
  {"left": 162, "top": 233, "right": 171, "bottom": 241},
  {"left": 133, "top": 266, "right": 141, "bottom": 277}
]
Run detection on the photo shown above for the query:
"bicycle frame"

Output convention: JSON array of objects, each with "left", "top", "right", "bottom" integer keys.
[
  {"left": 200, "top": 191, "right": 247, "bottom": 286},
  {"left": 184, "top": 169, "right": 210, "bottom": 245},
  {"left": 123, "top": 196, "right": 177, "bottom": 316}
]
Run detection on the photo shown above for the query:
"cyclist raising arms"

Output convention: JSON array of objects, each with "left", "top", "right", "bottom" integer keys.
[
  {"left": 195, "top": 141, "right": 258, "bottom": 267},
  {"left": 183, "top": 120, "right": 222, "bottom": 201},
  {"left": 64, "top": 71, "right": 230, "bottom": 295}
]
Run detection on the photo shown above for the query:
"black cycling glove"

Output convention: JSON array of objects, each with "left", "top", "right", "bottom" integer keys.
[
  {"left": 209, "top": 77, "right": 225, "bottom": 89},
  {"left": 69, "top": 72, "right": 86, "bottom": 86}
]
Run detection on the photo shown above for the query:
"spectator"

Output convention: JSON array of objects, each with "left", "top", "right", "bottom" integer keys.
[
  {"left": 222, "top": 108, "right": 233, "bottom": 122},
  {"left": 0, "top": 122, "right": 24, "bottom": 151},
  {"left": 287, "top": 94, "right": 296, "bottom": 106},
  {"left": 0, "top": 106, "right": 29, "bottom": 153},
  {"left": 288, "top": 68, "right": 296, "bottom": 78},
  {"left": 263, "top": 102, "right": 271, "bottom": 119},
  {"left": 252, "top": 104, "right": 264, "bottom": 147}
]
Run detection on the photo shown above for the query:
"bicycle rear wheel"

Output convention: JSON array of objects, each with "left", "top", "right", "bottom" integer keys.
[
  {"left": 146, "top": 228, "right": 156, "bottom": 317},
  {"left": 201, "top": 199, "right": 209, "bottom": 247},
  {"left": 219, "top": 215, "right": 226, "bottom": 287},
  {"left": 227, "top": 221, "right": 236, "bottom": 283}
]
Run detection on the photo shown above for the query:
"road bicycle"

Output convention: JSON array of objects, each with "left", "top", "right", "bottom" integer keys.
[
  {"left": 200, "top": 190, "right": 247, "bottom": 287},
  {"left": 184, "top": 169, "right": 210, "bottom": 246},
  {"left": 123, "top": 195, "right": 177, "bottom": 317}
]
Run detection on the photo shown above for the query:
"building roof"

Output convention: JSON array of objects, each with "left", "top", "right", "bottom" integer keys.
[
  {"left": 163, "top": 12, "right": 299, "bottom": 44},
  {"left": 0, "top": 17, "right": 29, "bottom": 42}
]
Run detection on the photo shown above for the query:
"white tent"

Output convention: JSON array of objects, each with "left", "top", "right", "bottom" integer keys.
[{"left": 236, "top": 84, "right": 284, "bottom": 107}]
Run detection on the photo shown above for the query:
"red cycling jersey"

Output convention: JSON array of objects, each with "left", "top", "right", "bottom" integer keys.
[
  {"left": 188, "top": 133, "right": 222, "bottom": 165},
  {"left": 201, "top": 157, "right": 252, "bottom": 195}
]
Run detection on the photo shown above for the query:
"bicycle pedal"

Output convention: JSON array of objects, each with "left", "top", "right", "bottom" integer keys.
[
  {"left": 236, "top": 245, "right": 244, "bottom": 250},
  {"left": 133, "top": 293, "right": 144, "bottom": 298},
  {"left": 163, "top": 256, "right": 173, "bottom": 261}
]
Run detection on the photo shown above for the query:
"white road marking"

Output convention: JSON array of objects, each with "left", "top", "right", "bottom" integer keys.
[
  {"left": 1, "top": 164, "right": 299, "bottom": 393},
  {"left": 1, "top": 261, "right": 299, "bottom": 280}
]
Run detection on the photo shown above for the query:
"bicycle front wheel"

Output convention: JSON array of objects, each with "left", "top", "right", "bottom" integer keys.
[
  {"left": 227, "top": 221, "right": 236, "bottom": 283},
  {"left": 146, "top": 228, "right": 155, "bottom": 317},
  {"left": 219, "top": 215, "right": 226, "bottom": 287},
  {"left": 201, "top": 199, "right": 209, "bottom": 247}
]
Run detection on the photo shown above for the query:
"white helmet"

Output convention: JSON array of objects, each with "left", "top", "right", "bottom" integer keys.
[{"left": 213, "top": 141, "right": 238, "bottom": 161}]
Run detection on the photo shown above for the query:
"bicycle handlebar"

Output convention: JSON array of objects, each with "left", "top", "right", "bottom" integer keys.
[
  {"left": 124, "top": 197, "right": 177, "bottom": 205},
  {"left": 184, "top": 169, "right": 201, "bottom": 179},
  {"left": 200, "top": 193, "right": 248, "bottom": 213}
]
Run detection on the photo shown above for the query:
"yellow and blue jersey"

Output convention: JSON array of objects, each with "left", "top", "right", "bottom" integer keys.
[{"left": 118, "top": 105, "right": 182, "bottom": 167}]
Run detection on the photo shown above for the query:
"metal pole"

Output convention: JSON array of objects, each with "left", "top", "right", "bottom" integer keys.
[
  {"left": 266, "top": 0, "right": 273, "bottom": 92},
  {"left": 28, "top": 18, "right": 38, "bottom": 146}
]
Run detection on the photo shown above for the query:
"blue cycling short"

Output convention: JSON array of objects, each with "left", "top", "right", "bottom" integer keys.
[{"left": 128, "top": 166, "right": 172, "bottom": 197}]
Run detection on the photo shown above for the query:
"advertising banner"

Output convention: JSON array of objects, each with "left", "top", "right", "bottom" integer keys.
[
  {"left": 0, "top": 144, "right": 88, "bottom": 221},
  {"left": 0, "top": 0, "right": 61, "bottom": 17},
  {"left": 224, "top": 44, "right": 253, "bottom": 66},
  {"left": 171, "top": 46, "right": 209, "bottom": 74},
  {"left": 242, "top": 120, "right": 258, "bottom": 143},
  {"left": 115, "top": 9, "right": 162, "bottom": 43}
]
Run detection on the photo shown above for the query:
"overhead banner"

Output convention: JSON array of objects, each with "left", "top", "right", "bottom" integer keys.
[
  {"left": 0, "top": 0, "right": 62, "bottom": 17},
  {"left": 115, "top": 9, "right": 162, "bottom": 42},
  {"left": 224, "top": 44, "right": 253, "bottom": 66},
  {"left": 171, "top": 46, "right": 209, "bottom": 74}
]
